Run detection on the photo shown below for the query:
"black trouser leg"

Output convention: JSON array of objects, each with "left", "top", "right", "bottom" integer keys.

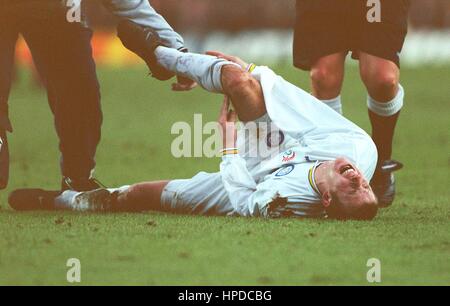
[
  {"left": 21, "top": 14, "right": 102, "bottom": 181},
  {"left": 0, "top": 18, "right": 18, "bottom": 189}
]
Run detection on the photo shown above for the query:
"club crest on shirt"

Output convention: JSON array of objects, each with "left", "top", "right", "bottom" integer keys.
[
  {"left": 266, "top": 130, "right": 284, "bottom": 148},
  {"left": 275, "top": 165, "right": 294, "bottom": 177},
  {"left": 282, "top": 150, "right": 296, "bottom": 162}
]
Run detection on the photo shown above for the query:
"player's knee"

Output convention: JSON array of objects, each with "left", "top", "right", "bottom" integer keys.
[
  {"left": 361, "top": 68, "right": 399, "bottom": 98},
  {"left": 374, "top": 72, "right": 398, "bottom": 95},
  {"left": 221, "top": 66, "right": 258, "bottom": 97},
  {"left": 310, "top": 66, "right": 342, "bottom": 98}
]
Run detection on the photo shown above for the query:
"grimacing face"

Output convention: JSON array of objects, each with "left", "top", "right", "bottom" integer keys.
[{"left": 323, "top": 157, "right": 377, "bottom": 210}]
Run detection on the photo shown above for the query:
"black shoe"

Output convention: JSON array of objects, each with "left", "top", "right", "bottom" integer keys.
[
  {"left": 117, "top": 20, "right": 174, "bottom": 81},
  {"left": 371, "top": 160, "right": 404, "bottom": 207},
  {"left": 61, "top": 177, "right": 105, "bottom": 192},
  {"left": 8, "top": 188, "right": 61, "bottom": 211}
]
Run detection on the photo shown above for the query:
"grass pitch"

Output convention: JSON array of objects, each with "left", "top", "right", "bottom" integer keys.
[{"left": 0, "top": 64, "right": 449, "bottom": 285}]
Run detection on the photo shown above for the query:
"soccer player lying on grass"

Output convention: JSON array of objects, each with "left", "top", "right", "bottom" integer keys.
[{"left": 9, "top": 23, "right": 379, "bottom": 220}]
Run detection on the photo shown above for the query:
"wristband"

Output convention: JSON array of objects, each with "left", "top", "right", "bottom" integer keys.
[
  {"left": 246, "top": 63, "right": 256, "bottom": 73},
  {"left": 221, "top": 148, "right": 239, "bottom": 156}
]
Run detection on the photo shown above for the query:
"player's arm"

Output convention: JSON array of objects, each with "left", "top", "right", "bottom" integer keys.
[
  {"left": 105, "top": 0, "right": 195, "bottom": 89},
  {"left": 218, "top": 97, "right": 275, "bottom": 217},
  {"left": 221, "top": 155, "right": 279, "bottom": 217},
  {"left": 102, "top": 0, "right": 184, "bottom": 50},
  {"left": 206, "top": 51, "right": 249, "bottom": 69}
]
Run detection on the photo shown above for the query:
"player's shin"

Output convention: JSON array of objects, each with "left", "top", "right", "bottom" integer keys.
[
  {"left": 154, "top": 46, "right": 240, "bottom": 93},
  {"left": 118, "top": 181, "right": 169, "bottom": 212},
  {"left": 367, "top": 84, "right": 404, "bottom": 164}
]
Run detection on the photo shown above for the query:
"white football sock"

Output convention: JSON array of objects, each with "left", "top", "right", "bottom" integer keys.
[
  {"left": 55, "top": 190, "right": 80, "bottom": 211},
  {"left": 54, "top": 186, "right": 130, "bottom": 211},
  {"left": 107, "top": 185, "right": 130, "bottom": 194},
  {"left": 367, "top": 84, "right": 404, "bottom": 116},
  {"left": 320, "top": 95, "right": 343, "bottom": 114},
  {"left": 154, "top": 46, "right": 240, "bottom": 93}
]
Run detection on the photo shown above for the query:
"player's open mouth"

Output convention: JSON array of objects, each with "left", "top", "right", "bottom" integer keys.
[{"left": 339, "top": 164, "right": 356, "bottom": 176}]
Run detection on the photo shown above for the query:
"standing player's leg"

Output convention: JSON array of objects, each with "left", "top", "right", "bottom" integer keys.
[
  {"left": 0, "top": 41, "right": 15, "bottom": 189},
  {"left": 293, "top": 0, "right": 352, "bottom": 115},
  {"left": 0, "top": 13, "right": 18, "bottom": 189},
  {"left": 21, "top": 9, "right": 103, "bottom": 191},
  {"left": 359, "top": 52, "right": 402, "bottom": 164},
  {"left": 357, "top": 0, "right": 410, "bottom": 206},
  {"left": 309, "top": 53, "right": 347, "bottom": 114},
  {"left": 359, "top": 53, "right": 404, "bottom": 206},
  {"left": 359, "top": 52, "right": 404, "bottom": 206}
]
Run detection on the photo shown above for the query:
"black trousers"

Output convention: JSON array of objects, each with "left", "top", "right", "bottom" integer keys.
[{"left": 0, "top": 2, "right": 102, "bottom": 187}]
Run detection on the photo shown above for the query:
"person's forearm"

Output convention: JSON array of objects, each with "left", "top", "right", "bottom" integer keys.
[{"left": 102, "top": 0, "right": 184, "bottom": 49}]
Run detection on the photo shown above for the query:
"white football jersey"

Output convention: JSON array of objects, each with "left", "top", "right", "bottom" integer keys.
[{"left": 220, "top": 66, "right": 378, "bottom": 217}]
